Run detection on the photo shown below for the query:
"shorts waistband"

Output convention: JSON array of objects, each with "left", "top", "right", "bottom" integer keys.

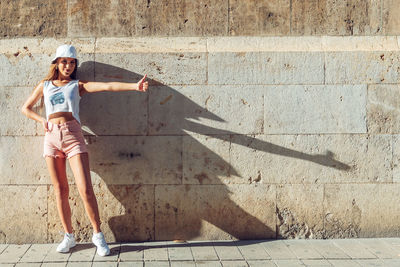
[{"left": 47, "top": 119, "right": 79, "bottom": 130}]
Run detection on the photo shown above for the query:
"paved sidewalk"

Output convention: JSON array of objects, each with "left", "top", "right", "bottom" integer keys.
[{"left": 1, "top": 238, "right": 400, "bottom": 267}]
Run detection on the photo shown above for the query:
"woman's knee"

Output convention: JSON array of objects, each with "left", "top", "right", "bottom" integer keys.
[
  {"left": 78, "top": 187, "right": 96, "bottom": 202},
  {"left": 54, "top": 184, "right": 69, "bottom": 199}
]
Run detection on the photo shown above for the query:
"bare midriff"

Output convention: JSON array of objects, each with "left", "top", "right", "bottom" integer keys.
[{"left": 48, "top": 112, "right": 77, "bottom": 124}]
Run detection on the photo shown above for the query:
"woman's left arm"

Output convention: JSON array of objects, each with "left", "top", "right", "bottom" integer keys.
[{"left": 80, "top": 74, "right": 148, "bottom": 96}]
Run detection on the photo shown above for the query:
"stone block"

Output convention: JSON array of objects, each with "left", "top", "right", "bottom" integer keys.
[
  {"left": 68, "top": 0, "right": 136, "bottom": 37},
  {"left": 264, "top": 85, "right": 367, "bottom": 134},
  {"left": 1, "top": 87, "right": 36, "bottom": 136},
  {"left": 325, "top": 52, "right": 400, "bottom": 84},
  {"left": 77, "top": 90, "right": 148, "bottom": 136},
  {"left": 47, "top": 183, "right": 154, "bottom": 242},
  {"left": 228, "top": 0, "right": 290, "bottom": 35},
  {"left": 0, "top": 52, "right": 94, "bottom": 87},
  {"left": 155, "top": 184, "right": 276, "bottom": 240},
  {"left": 0, "top": 136, "right": 77, "bottom": 185},
  {"left": 134, "top": 0, "right": 229, "bottom": 36},
  {"left": 291, "top": 0, "right": 381, "bottom": 35},
  {"left": 383, "top": 0, "right": 400, "bottom": 35},
  {"left": 229, "top": 134, "right": 392, "bottom": 184},
  {"left": 324, "top": 184, "right": 400, "bottom": 238},
  {"left": 391, "top": 135, "right": 400, "bottom": 182},
  {"left": 367, "top": 84, "right": 400, "bottom": 134},
  {"left": 208, "top": 52, "right": 324, "bottom": 85},
  {"left": 148, "top": 85, "right": 264, "bottom": 135},
  {"left": 94, "top": 52, "right": 206, "bottom": 86},
  {"left": 276, "top": 184, "right": 324, "bottom": 239},
  {"left": 0, "top": 186, "right": 47, "bottom": 243},
  {"left": 96, "top": 37, "right": 207, "bottom": 53},
  {"left": 0, "top": 0, "right": 67, "bottom": 38},
  {"left": 84, "top": 135, "right": 182, "bottom": 185},
  {"left": 182, "top": 133, "right": 230, "bottom": 184}
]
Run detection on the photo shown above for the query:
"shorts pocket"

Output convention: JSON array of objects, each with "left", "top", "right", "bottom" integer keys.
[{"left": 66, "top": 124, "right": 82, "bottom": 133}]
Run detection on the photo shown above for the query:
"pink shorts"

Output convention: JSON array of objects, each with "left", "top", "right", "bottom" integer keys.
[{"left": 43, "top": 119, "right": 88, "bottom": 159}]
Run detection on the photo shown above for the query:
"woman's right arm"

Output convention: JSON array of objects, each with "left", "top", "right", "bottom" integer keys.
[{"left": 20, "top": 81, "right": 45, "bottom": 123}]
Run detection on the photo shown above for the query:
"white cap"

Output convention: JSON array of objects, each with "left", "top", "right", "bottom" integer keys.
[{"left": 52, "top": 44, "right": 77, "bottom": 63}]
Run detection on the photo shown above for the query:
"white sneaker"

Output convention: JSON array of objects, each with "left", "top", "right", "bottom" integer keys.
[
  {"left": 92, "top": 232, "right": 110, "bottom": 256},
  {"left": 56, "top": 233, "right": 76, "bottom": 253}
]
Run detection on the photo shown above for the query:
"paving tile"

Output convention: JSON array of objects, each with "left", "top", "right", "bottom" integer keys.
[
  {"left": 119, "top": 243, "right": 145, "bottom": 261},
  {"left": 247, "top": 260, "right": 276, "bottom": 267},
  {"left": 236, "top": 241, "right": 271, "bottom": 260},
  {"left": 260, "top": 240, "right": 296, "bottom": 260},
  {"left": 93, "top": 243, "right": 120, "bottom": 262},
  {"left": 168, "top": 245, "right": 193, "bottom": 261},
  {"left": 273, "top": 260, "right": 304, "bottom": 267},
  {"left": 19, "top": 243, "right": 54, "bottom": 263},
  {"left": 332, "top": 239, "right": 377, "bottom": 259},
  {"left": 190, "top": 242, "right": 219, "bottom": 261},
  {"left": 144, "top": 262, "right": 170, "bottom": 267},
  {"left": 355, "top": 259, "right": 385, "bottom": 266},
  {"left": 0, "top": 264, "right": 15, "bottom": 267},
  {"left": 42, "top": 244, "right": 71, "bottom": 262},
  {"left": 357, "top": 238, "right": 400, "bottom": 259},
  {"left": 328, "top": 260, "right": 361, "bottom": 267},
  {"left": 170, "top": 261, "right": 196, "bottom": 267},
  {"left": 68, "top": 243, "right": 96, "bottom": 261},
  {"left": 213, "top": 242, "right": 244, "bottom": 260},
  {"left": 0, "top": 245, "right": 7, "bottom": 254},
  {"left": 66, "top": 262, "right": 93, "bottom": 267},
  {"left": 301, "top": 259, "right": 332, "bottom": 266},
  {"left": 283, "top": 240, "right": 323, "bottom": 260},
  {"left": 14, "top": 263, "right": 41, "bottom": 267},
  {"left": 195, "top": 261, "right": 222, "bottom": 267},
  {"left": 41, "top": 263, "right": 68, "bottom": 267},
  {"left": 382, "top": 259, "right": 400, "bottom": 266},
  {"left": 91, "top": 262, "right": 119, "bottom": 267},
  {"left": 118, "top": 262, "right": 144, "bottom": 267},
  {"left": 307, "top": 240, "right": 350, "bottom": 259},
  {"left": 220, "top": 261, "right": 248, "bottom": 267},
  {"left": 143, "top": 242, "right": 168, "bottom": 261},
  {"left": 0, "top": 244, "right": 30, "bottom": 263}
]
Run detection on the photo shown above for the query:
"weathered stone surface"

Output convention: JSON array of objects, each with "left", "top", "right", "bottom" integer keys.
[
  {"left": 68, "top": 0, "right": 136, "bottom": 37},
  {"left": 84, "top": 136, "right": 182, "bottom": 185},
  {"left": 47, "top": 183, "right": 154, "bottom": 242},
  {"left": 208, "top": 52, "right": 324, "bottom": 85},
  {"left": 324, "top": 184, "right": 400, "bottom": 238},
  {"left": 325, "top": 52, "right": 400, "bottom": 84},
  {"left": 392, "top": 135, "right": 400, "bottom": 183},
  {"left": 276, "top": 184, "right": 324, "bottom": 239},
  {"left": 148, "top": 85, "right": 264, "bottom": 135},
  {"left": 96, "top": 37, "right": 207, "bottom": 53},
  {"left": 0, "top": 136, "right": 77, "bottom": 184},
  {"left": 367, "top": 84, "right": 400, "bottom": 134},
  {"left": 291, "top": 0, "right": 381, "bottom": 35},
  {"left": 265, "top": 85, "right": 367, "bottom": 134},
  {"left": 0, "top": 53, "right": 94, "bottom": 87},
  {"left": 0, "top": 0, "right": 67, "bottom": 38},
  {"left": 155, "top": 184, "right": 276, "bottom": 240},
  {"left": 0, "top": 186, "right": 47, "bottom": 243},
  {"left": 94, "top": 53, "right": 206, "bottom": 86},
  {"left": 230, "top": 134, "right": 392, "bottom": 184},
  {"left": 1, "top": 87, "right": 36, "bottom": 136},
  {"left": 228, "top": 0, "right": 290, "bottom": 36},
  {"left": 134, "top": 0, "right": 229, "bottom": 36},
  {"left": 78, "top": 90, "right": 148, "bottom": 136},
  {"left": 383, "top": 0, "right": 400, "bottom": 35},
  {"left": 182, "top": 134, "right": 230, "bottom": 185}
]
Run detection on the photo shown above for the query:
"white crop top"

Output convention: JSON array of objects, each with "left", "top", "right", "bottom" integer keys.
[{"left": 43, "top": 79, "right": 81, "bottom": 124}]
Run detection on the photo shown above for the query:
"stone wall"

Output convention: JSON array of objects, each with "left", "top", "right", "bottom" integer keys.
[{"left": 1, "top": 1, "right": 400, "bottom": 243}]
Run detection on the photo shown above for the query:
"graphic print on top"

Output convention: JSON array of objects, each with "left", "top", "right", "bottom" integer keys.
[{"left": 50, "top": 92, "right": 65, "bottom": 105}]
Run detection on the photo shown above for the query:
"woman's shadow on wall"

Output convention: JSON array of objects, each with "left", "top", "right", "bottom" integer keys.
[{"left": 77, "top": 62, "right": 351, "bottom": 242}]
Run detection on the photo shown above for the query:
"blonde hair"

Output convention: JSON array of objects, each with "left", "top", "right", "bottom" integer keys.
[{"left": 38, "top": 59, "right": 78, "bottom": 114}]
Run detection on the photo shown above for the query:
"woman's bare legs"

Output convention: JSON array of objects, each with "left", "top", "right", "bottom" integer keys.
[
  {"left": 68, "top": 152, "right": 101, "bottom": 233},
  {"left": 45, "top": 156, "right": 73, "bottom": 233}
]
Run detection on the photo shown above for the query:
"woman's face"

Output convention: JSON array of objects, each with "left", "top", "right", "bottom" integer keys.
[{"left": 56, "top": 57, "right": 76, "bottom": 77}]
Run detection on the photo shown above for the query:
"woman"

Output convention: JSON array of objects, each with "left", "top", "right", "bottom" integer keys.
[{"left": 20, "top": 44, "right": 149, "bottom": 256}]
